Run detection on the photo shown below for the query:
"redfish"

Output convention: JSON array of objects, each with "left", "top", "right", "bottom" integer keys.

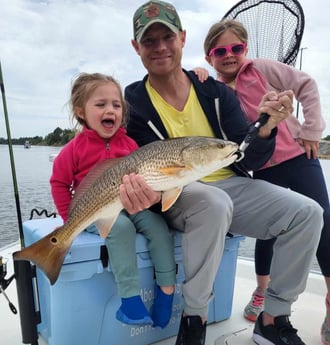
[{"left": 13, "top": 136, "right": 238, "bottom": 285}]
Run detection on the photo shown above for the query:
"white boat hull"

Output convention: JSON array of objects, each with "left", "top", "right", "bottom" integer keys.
[{"left": 0, "top": 242, "right": 325, "bottom": 345}]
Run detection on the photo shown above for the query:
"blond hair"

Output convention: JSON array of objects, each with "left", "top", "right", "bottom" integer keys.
[
  {"left": 69, "top": 72, "right": 128, "bottom": 130},
  {"left": 204, "top": 19, "right": 248, "bottom": 56}
]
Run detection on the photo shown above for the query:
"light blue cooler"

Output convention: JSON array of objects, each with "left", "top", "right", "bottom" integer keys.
[{"left": 22, "top": 218, "right": 243, "bottom": 345}]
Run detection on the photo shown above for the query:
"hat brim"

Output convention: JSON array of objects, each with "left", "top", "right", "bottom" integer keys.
[{"left": 135, "top": 19, "right": 179, "bottom": 42}]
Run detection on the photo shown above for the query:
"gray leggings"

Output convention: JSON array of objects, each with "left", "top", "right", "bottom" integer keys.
[{"left": 164, "top": 176, "right": 323, "bottom": 318}]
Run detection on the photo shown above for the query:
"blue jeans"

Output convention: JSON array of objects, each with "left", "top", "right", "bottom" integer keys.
[{"left": 253, "top": 153, "right": 330, "bottom": 277}]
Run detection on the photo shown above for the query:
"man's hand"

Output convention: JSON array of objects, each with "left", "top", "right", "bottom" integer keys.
[
  {"left": 258, "top": 90, "right": 294, "bottom": 138},
  {"left": 119, "top": 173, "right": 161, "bottom": 214}
]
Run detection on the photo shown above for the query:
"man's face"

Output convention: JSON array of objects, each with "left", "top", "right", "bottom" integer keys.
[{"left": 132, "top": 23, "right": 186, "bottom": 75}]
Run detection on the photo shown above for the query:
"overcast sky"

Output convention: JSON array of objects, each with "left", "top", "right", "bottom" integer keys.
[{"left": 1, "top": 0, "right": 330, "bottom": 139}]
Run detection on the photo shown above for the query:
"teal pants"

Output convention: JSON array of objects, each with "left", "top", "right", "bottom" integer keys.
[{"left": 87, "top": 209, "right": 176, "bottom": 297}]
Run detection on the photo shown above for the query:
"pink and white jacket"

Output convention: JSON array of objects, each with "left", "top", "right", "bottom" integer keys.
[
  {"left": 220, "top": 58, "right": 325, "bottom": 169},
  {"left": 50, "top": 127, "right": 138, "bottom": 221}
]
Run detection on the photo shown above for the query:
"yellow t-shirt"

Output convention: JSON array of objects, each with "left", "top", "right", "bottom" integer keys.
[{"left": 146, "top": 79, "right": 235, "bottom": 182}]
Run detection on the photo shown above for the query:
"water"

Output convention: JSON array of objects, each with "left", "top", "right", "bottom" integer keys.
[
  {"left": 0, "top": 145, "right": 62, "bottom": 246},
  {"left": 1, "top": 145, "right": 328, "bottom": 272}
]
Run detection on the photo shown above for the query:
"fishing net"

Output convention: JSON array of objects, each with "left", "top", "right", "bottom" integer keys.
[{"left": 222, "top": 0, "right": 305, "bottom": 66}]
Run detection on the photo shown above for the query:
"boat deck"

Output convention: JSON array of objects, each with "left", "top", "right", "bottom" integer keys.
[{"left": 1, "top": 242, "right": 325, "bottom": 345}]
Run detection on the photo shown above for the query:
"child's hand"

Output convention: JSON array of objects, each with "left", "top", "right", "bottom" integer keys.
[
  {"left": 296, "top": 138, "right": 319, "bottom": 159},
  {"left": 257, "top": 90, "right": 293, "bottom": 138},
  {"left": 193, "top": 67, "right": 209, "bottom": 83}
]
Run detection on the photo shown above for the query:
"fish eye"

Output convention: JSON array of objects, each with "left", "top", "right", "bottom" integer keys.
[{"left": 51, "top": 237, "right": 58, "bottom": 244}]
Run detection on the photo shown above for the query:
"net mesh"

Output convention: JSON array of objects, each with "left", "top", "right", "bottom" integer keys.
[{"left": 222, "top": 0, "right": 305, "bottom": 66}]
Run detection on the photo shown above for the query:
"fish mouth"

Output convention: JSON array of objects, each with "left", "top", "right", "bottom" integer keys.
[
  {"left": 233, "top": 149, "right": 244, "bottom": 162},
  {"left": 223, "top": 146, "right": 240, "bottom": 162},
  {"left": 226, "top": 151, "right": 239, "bottom": 161},
  {"left": 224, "top": 144, "right": 240, "bottom": 157},
  {"left": 227, "top": 151, "right": 238, "bottom": 158}
]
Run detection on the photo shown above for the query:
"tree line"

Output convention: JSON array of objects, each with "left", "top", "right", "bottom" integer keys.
[
  {"left": 1, "top": 127, "right": 330, "bottom": 147},
  {"left": 0, "top": 127, "right": 76, "bottom": 146}
]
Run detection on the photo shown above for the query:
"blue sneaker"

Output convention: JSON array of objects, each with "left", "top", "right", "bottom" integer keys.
[
  {"left": 116, "top": 306, "right": 153, "bottom": 325},
  {"left": 150, "top": 285, "right": 174, "bottom": 328},
  {"left": 116, "top": 295, "right": 153, "bottom": 326}
]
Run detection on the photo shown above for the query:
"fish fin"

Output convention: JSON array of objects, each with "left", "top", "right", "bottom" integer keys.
[
  {"left": 13, "top": 226, "right": 71, "bottom": 285},
  {"left": 69, "top": 158, "right": 124, "bottom": 213},
  {"left": 95, "top": 214, "right": 119, "bottom": 239},
  {"left": 161, "top": 187, "right": 182, "bottom": 211},
  {"left": 157, "top": 166, "right": 186, "bottom": 175}
]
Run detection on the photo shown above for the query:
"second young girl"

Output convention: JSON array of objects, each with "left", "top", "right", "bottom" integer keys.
[{"left": 196, "top": 19, "right": 329, "bottom": 345}]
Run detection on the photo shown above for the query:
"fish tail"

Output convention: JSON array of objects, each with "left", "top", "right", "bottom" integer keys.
[{"left": 13, "top": 227, "right": 71, "bottom": 285}]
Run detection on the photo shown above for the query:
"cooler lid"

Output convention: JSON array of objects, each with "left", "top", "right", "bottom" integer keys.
[{"left": 22, "top": 218, "right": 106, "bottom": 264}]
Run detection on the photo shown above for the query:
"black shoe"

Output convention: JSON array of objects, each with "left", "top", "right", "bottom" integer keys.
[
  {"left": 175, "top": 314, "right": 206, "bottom": 345},
  {"left": 253, "top": 311, "right": 306, "bottom": 345}
]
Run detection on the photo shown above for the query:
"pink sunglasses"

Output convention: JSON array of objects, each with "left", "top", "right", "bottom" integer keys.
[{"left": 209, "top": 43, "right": 246, "bottom": 58}]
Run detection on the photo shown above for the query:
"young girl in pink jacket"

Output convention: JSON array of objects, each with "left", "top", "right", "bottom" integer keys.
[
  {"left": 196, "top": 19, "right": 329, "bottom": 345},
  {"left": 50, "top": 72, "right": 175, "bottom": 328}
]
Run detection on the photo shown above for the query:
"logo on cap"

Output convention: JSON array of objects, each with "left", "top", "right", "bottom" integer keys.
[{"left": 133, "top": 1, "right": 182, "bottom": 42}]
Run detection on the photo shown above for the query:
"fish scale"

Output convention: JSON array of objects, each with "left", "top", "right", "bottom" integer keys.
[{"left": 14, "top": 136, "right": 238, "bottom": 285}]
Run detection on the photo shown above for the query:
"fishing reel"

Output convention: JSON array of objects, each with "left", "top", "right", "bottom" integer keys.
[
  {"left": 0, "top": 256, "right": 17, "bottom": 314},
  {"left": 236, "top": 113, "right": 271, "bottom": 163}
]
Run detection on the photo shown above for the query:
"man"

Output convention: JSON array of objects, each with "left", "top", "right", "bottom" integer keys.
[{"left": 119, "top": 1, "right": 323, "bottom": 344}]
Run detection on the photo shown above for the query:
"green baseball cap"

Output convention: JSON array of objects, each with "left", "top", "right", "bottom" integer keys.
[{"left": 133, "top": 1, "right": 182, "bottom": 42}]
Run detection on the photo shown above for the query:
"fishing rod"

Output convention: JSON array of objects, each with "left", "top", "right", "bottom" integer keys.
[
  {"left": 0, "top": 60, "right": 25, "bottom": 248},
  {"left": 1, "top": 61, "right": 40, "bottom": 344}
]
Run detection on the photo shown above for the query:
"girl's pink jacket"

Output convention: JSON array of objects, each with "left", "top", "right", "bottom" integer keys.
[
  {"left": 226, "top": 58, "right": 325, "bottom": 169},
  {"left": 50, "top": 127, "right": 138, "bottom": 222}
]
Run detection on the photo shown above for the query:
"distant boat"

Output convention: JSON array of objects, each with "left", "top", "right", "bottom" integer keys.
[{"left": 24, "top": 140, "right": 31, "bottom": 149}]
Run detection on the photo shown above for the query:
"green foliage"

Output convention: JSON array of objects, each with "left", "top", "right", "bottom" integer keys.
[
  {"left": 2, "top": 130, "right": 327, "bottom": 146},
  {"left": 0, "top": 127, "right": 76, "bottom": 146}
]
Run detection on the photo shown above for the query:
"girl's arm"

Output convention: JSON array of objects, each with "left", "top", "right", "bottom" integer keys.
[
  {"left": 255, "top": 58, "right": 325, "bottom": 142},
  {"left": 50, "top": 144, "right": 75, "bottom": 222},
  {"left": 192, "top": 67, "right": 209, "bottom": 83}
]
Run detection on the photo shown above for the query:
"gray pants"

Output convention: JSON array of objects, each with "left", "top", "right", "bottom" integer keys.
[{"left": 164, "top": 176, "right": 323, "bottom": 318}]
